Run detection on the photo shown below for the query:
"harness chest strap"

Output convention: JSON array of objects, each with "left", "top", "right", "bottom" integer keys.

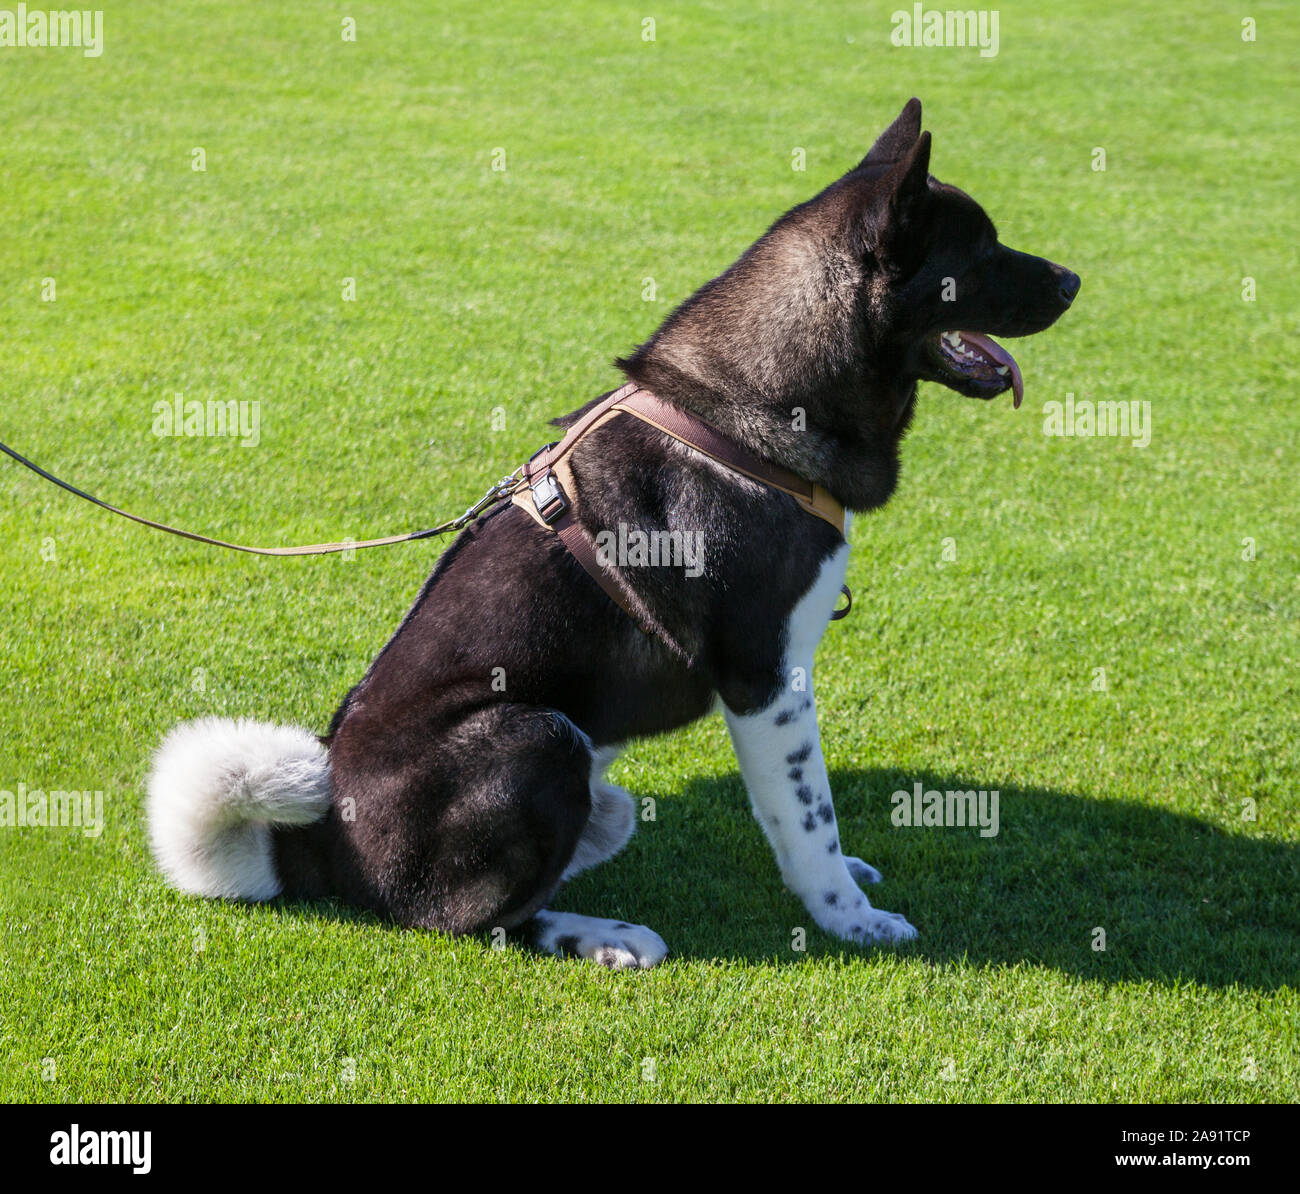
[{"left": 510, "top": 383, "right": 852, "bottom": 647}]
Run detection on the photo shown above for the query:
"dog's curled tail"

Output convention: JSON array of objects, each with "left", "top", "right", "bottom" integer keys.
[{"left": 146, "top": 717, "right": 330, "bottom": 900}]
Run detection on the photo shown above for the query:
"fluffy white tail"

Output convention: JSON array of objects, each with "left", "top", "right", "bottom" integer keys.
[{"left": 147, "top": 717, "right": 331, "bottom": 900}]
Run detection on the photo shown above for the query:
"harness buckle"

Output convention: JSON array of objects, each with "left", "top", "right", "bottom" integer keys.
[{"left": 527, "top": 452, "right": 568, "bottom": 524}]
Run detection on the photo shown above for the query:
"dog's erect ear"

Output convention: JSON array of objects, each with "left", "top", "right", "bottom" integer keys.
[
  {"left": 884, "top": 129, "right": 931, "bottom": 210},
  {"left": 857, "top": 130, "right": 932, "bottom": 259},
  {"left": 860, "top": 97, "right": 923, "bottom": 170}
]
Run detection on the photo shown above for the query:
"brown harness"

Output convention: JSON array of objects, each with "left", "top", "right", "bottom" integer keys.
[{"left": 509, "top": 382, "right": 850, "bottom": 655}]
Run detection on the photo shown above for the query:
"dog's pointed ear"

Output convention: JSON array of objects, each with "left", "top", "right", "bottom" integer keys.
[
  {"left": 860, "top": 98, "right": 923, "bottom": 170},
  {"left": 856, "top": 130, "right": 932, "bottom": 259},
  {"left": 885, "top": 129, "right": 931, "bottom": 209}
]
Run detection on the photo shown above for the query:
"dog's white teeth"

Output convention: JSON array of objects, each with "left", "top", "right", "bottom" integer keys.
[
  {"left": 995, "top": 365, "right": 1009, "bottom": 376},
  {"left": 942, "top": 332, "right": 964, "bottom": 349}
]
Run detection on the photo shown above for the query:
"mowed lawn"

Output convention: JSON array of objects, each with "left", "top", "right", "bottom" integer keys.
[{"left": 1, "top": 1, "right": 1296, "bottom": 1103}]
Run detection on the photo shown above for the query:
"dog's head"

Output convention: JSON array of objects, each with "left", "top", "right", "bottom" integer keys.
[
  {"left": 619, "top": 98, "right": 1080, "bottom": 508},
  {"left": 843, "top": 97, "right": 1079, "bottom": 408}
]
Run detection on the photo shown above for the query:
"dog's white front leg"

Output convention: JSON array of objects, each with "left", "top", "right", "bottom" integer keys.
[
  {"left": 721, "top": 536, "right": 916, "bottom": 945},
  {"left": 724, "top": 690, "right": 916, "bottom": 945}
]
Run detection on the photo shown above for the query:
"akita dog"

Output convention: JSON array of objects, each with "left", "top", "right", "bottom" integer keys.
[{"left": 148, "top": 100, "right": 1078, "bottom": 968}]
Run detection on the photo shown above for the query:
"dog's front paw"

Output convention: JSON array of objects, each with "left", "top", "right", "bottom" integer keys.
[
  {"left": 844, "top": 856, "right": 883, "bottom": 884},
  {"left": 854, "top": 909, "right": 917, "bottom": 943},
  {"left": 819, "top": 904, "right": 918, "bottom": 945}
]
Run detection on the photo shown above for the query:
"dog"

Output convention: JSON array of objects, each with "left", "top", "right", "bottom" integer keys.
[{"left": 147, "top": 100, "right": 1078, "bottom": 968}]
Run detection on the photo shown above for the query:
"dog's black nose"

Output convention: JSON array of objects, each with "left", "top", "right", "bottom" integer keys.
[{"left": 1055, "top": 268, "right": 1081, "bottom": 306}]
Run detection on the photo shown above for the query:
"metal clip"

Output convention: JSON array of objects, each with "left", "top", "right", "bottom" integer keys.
[{"left": 453, "top": 468, "right": 524, "bottom": 530}]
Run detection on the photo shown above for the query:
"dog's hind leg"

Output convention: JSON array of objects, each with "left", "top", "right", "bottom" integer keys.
[
  {"left": 561, "top": 745, "right": 636, "bottom": 881},
  {"left": 528, "top": 745, "right": 666, "bottom": 969},
  {"left": 324, "top": 703, "right": 597, "bottom": 934},
  {"left": 328, "top": 707, "right": 664, "bottom": 965},
  {"left": 529, "top": 910, "right": 668, "bottom": 970}
]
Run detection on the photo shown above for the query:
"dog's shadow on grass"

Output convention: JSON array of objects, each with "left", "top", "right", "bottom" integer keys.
[
  {"left": 563, "top": 768, "right": 1300, "bottom": 990},
  {"left": 272, "top": 767, "right": 1299, "bottom": 989}
]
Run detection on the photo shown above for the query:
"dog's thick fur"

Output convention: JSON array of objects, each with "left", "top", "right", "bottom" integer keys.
[{"left": 147, "top": 101, "right": 1078, "bottom": 967}]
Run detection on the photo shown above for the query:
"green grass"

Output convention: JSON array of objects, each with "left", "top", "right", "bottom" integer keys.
[{"left": 1, "top": 0, "right": 1297, "bottom": 1103}]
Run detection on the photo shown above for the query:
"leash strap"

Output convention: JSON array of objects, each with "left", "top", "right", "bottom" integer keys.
[
  {"left": 4, "top": 385, "right": 852, "bottom": 649},
  {"left": 0, "top": 438, "right": 518, "bottom": 556}
]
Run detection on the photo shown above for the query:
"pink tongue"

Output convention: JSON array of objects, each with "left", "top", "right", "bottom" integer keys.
[{"left": 959, "top": 331, "right": 1024, "bottom": 408}]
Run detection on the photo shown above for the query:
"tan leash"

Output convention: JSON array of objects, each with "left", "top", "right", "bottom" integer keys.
[
  {"left": 0, "top": 438, "right": 522, "bottom": 556},
  {"left": 3, "top": 386, "right": 851, "bottom": 654}
]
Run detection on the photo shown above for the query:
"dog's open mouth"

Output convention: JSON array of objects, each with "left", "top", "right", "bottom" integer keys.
[{"left": 926, "top": 331, "right": 1025, "bottom": 408}]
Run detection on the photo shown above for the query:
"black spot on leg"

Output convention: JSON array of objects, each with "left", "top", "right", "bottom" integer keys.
[
  {"left": 824, "top": 892, "right": 839, "bottom": 907},
  {"left": 800, "top": 698, "right": 811, "bottom": 712},
  {"left": 827, "top": 840, "right": 840, "bottom": 854},
  {"left": 796, "top": 785, "right": 815, "bottom": 805},
  {"left": 816, "top": 802, "right": 834, "bottom": 824},
  {"left": 801, "top": 812, "right": 817, "bottom": 832},
  {"left": 554, "top": 935, "right": 581, "bottom": 957},
  {"left": 786, "top": 743, "right": 812, "bottom": 765},
  {"left": 613, "top": 923, "right": 632, "bottom": 931},
  {"left": 788, "top": 767, "right": 803, "bottom": 781},
  {"left": 774, "top": 708, "right": 797, "bottom": 726}
]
